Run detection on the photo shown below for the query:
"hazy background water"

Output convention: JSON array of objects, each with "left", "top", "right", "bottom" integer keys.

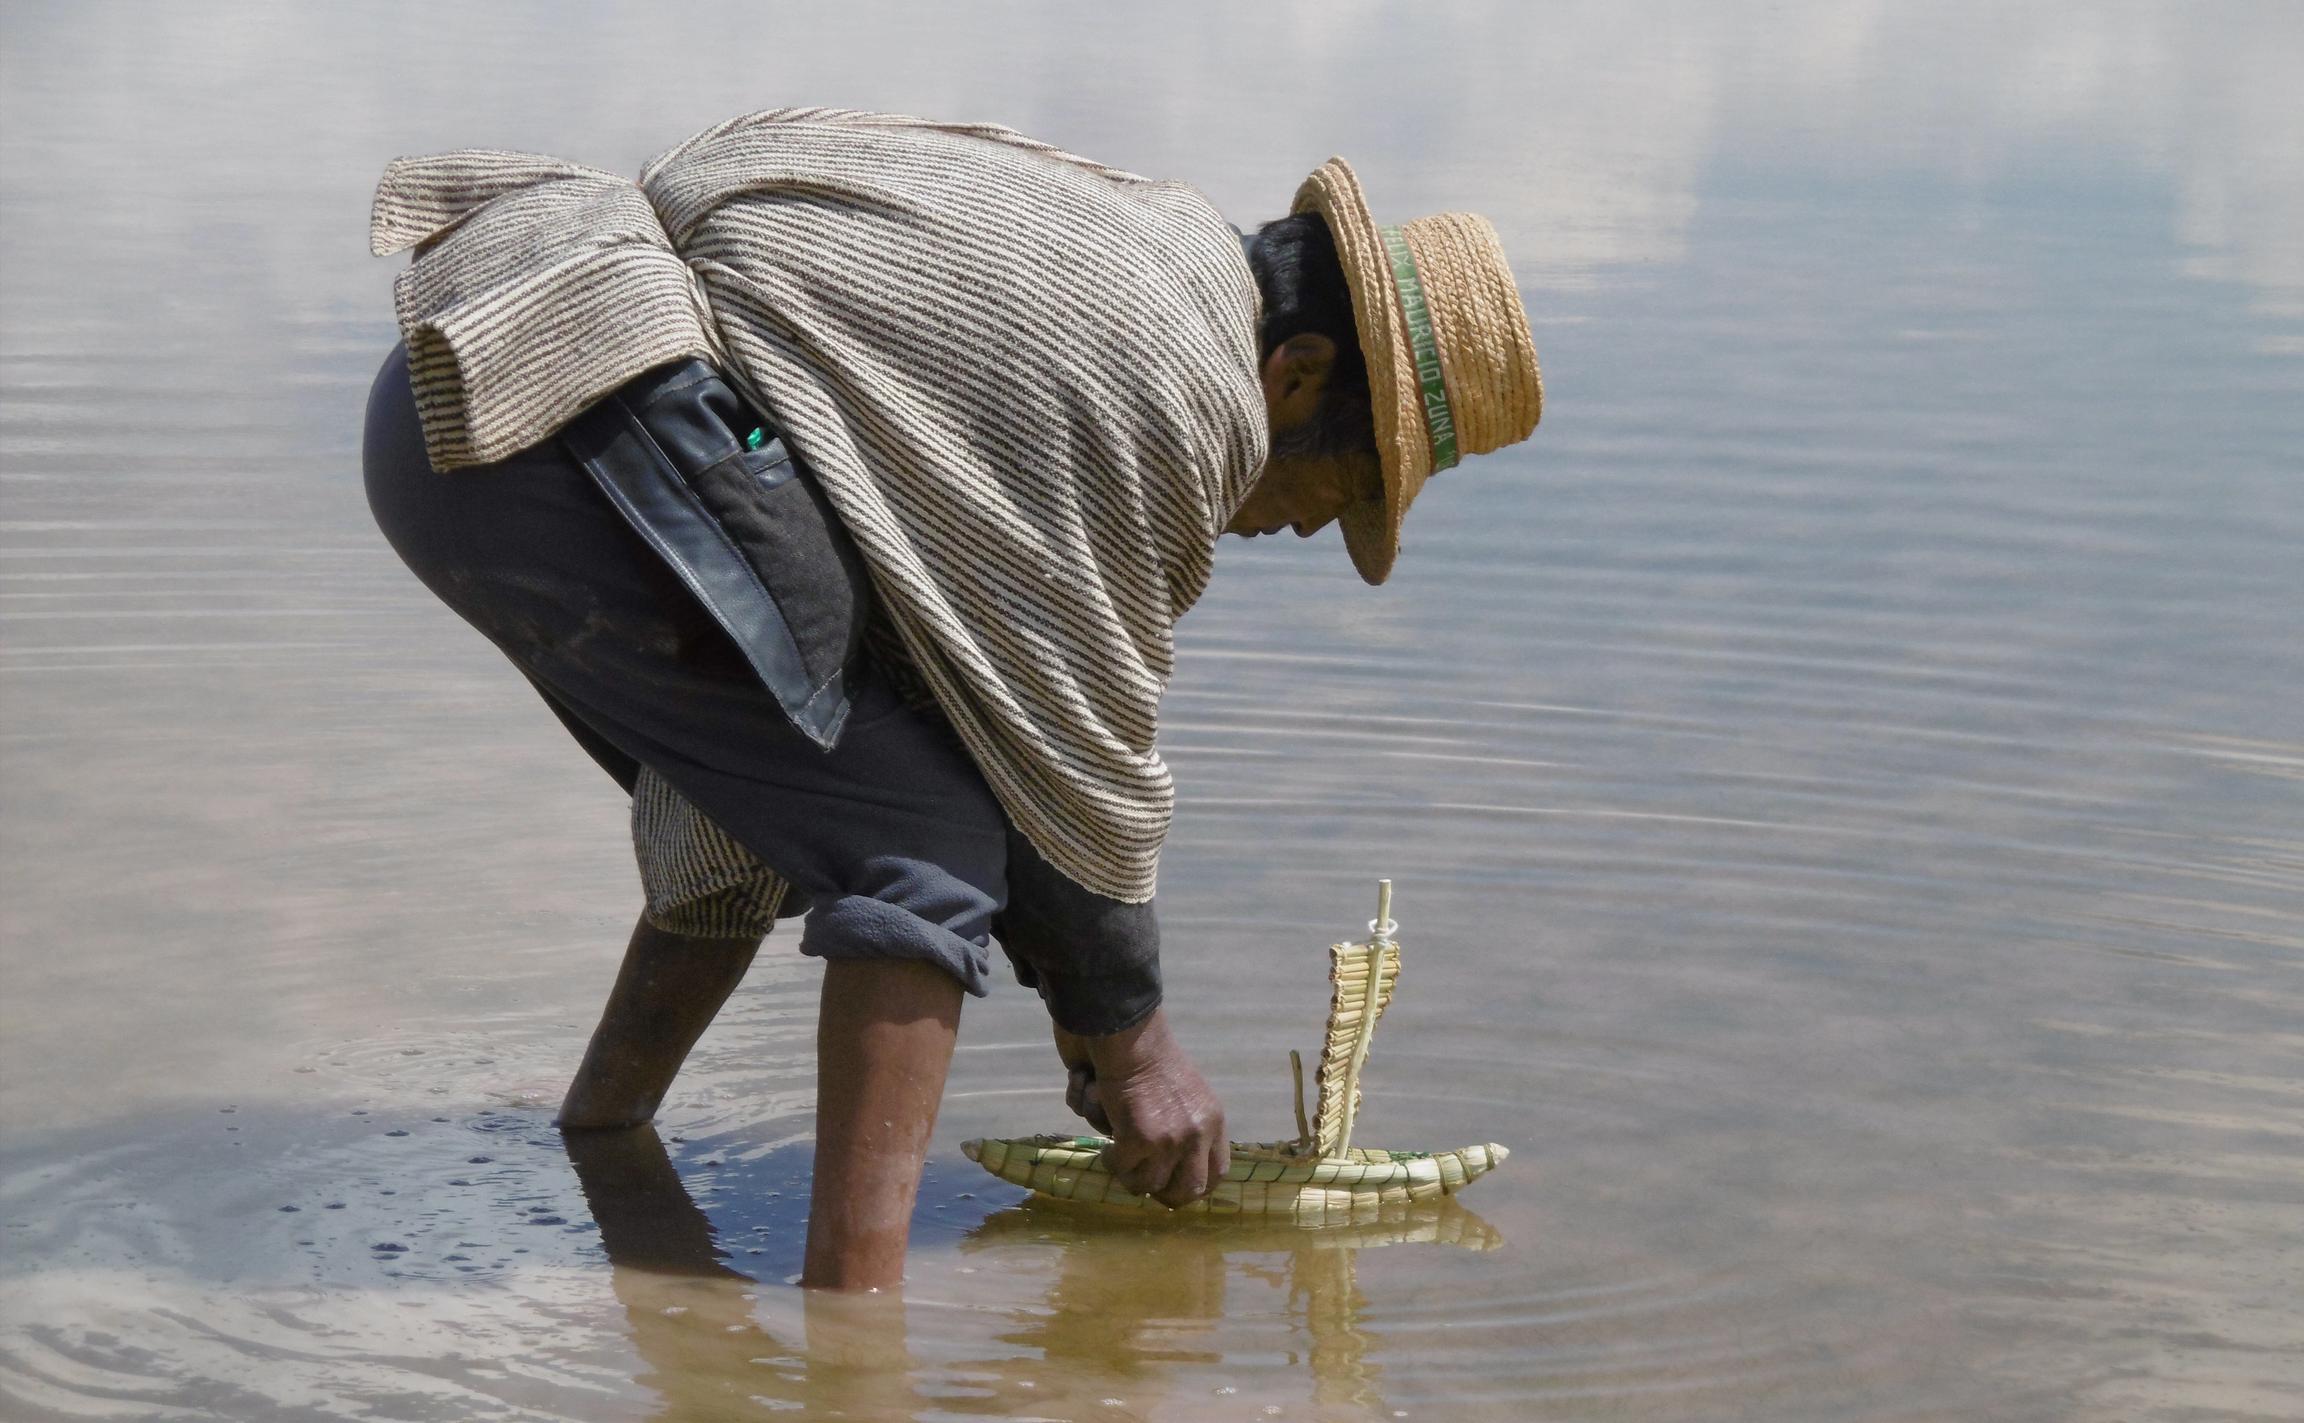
[{"left": 3, "top": 2, "right": 2300, "bottom": 1419}]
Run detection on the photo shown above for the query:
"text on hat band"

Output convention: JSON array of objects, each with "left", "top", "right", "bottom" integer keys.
[{"left": 1378, "top": 224, "right": 1460, "bottom": 473}]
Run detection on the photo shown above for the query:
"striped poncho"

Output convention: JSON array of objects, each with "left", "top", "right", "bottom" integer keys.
[{"left": 370, "top": 109, "right": 1268, "bottom": 902}]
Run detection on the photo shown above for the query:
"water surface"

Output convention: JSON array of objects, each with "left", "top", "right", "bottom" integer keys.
[{"left": 3, "top": 2, "right": 2301, "bottom": 1419}]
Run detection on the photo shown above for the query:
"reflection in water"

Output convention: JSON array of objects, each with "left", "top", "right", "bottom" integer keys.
[
  {"left": 961, "top": 1200, "right": 1503, "bottom": 1418},
  {"left": 563, "top": 1124, "right": 1504, "bottom": 1421},
  {"left": 566, "top": 1127, "right": 927, "bottom": 1421}
]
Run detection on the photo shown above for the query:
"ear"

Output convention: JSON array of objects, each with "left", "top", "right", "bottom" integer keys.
[{"left": 1260, "top": 333, "right": 1336, "bottom": 432}]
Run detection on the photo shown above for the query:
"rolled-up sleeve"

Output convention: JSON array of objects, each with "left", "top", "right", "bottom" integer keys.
[{"left": 992, "top": 828, "right": 1162, "bottom": 1037}]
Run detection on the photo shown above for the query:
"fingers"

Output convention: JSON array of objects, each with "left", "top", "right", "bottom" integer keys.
[
  {"left": 1059, "top": 1027, "right": 1111, "bottom": 1133},
  {"left": 1159, "top": 1133, "right": 1213, "bottom": 1208},
  {"left": 1154, "top": 1107, "right": 1227, "bottom": 1210},
  {"left": 1065, "top": 1065, "right": 1113, "bottom": 1134},
  {"left": 1100, "top": 1134, "right": 1173, "bottom": 1202},
  {"left": 1103, "top": 1112, "right": 1225, "bottom": 1209}
]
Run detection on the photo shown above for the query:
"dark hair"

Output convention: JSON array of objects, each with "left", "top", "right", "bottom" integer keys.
[{"left": 1244, "top": 213, "right": 1377, "bottom": 460}]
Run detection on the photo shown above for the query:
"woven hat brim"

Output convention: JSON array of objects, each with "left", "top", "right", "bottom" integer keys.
[{"left": 1291, "top": 158, "right": 1428, "bottom": 586}]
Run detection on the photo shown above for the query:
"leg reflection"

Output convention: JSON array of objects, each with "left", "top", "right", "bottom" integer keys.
[
  {"left": 563, "top": 1127, "right": 921, "bottom": 1420},
  {"left": 565, "top": 1125, "right": 749, "bottom": 1281}
]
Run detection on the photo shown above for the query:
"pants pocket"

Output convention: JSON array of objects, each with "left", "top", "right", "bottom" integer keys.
[
  {"left": 558, "top": 365, "right": 872, "bottom": 751},
  {"left": 685, "top": 438, "right": 872, "bottom": 701}
]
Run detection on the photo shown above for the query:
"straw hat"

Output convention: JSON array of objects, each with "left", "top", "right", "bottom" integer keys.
[{"left": 1291, "top": 157, "right": 1543, "bottom": 584}]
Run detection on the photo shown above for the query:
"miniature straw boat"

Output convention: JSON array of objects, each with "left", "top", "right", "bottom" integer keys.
[{"left": 962, "top": 881, "right": 1508, "bottom": 1216}]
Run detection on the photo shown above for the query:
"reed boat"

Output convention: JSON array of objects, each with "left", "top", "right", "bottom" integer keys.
[{"left": 962, "top": 881, "right": 1508, "bottom": 1216}]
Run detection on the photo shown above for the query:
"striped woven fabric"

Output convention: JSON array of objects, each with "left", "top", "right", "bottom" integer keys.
[
  {"left": 370, "top": 109, "right": 1269, "bottom": 903},
  {"left": 628, "top": 764, "right": 789, "bottom": 939}
]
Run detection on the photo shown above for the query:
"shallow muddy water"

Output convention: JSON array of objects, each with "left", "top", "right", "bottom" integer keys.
[{"left": 3, "top": 2, "right": 2301, "bottom": 1419}]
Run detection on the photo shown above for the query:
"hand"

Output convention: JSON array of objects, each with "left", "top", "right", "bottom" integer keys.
[
  {"left": 1051, "top": 1024, "right": 1112, "bottom": 1135},
  {"left": 1051, "top": 1010, "right": 1228, "bottom": 1208}
]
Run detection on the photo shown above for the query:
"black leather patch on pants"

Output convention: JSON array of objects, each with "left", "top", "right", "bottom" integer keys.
[{"left": 556, "top": 359, "right": 872, "bottom": 750}]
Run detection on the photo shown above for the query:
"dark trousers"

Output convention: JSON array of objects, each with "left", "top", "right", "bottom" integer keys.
[{"left": 360, "top": 343, "right": 1009, "bottom": 994}]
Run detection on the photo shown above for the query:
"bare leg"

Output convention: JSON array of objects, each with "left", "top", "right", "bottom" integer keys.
[
  {"left": 801, "top": 958, "right": 962, "bottom": 1290},
  {"left": 558, "top": 910, "right": 764, "bottom": 1130}
]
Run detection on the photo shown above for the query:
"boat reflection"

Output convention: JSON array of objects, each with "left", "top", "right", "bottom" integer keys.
[{"left": 955, "top": 1195, "right": 1505, "bottom": 1416}]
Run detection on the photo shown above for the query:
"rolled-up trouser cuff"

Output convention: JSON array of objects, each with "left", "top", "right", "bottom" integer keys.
[
  {"left": 631, "top": 762, "right": 796, "bottom": 939},
  {"left": 799, "top": 894, "right": 996, "bottom": 998}
]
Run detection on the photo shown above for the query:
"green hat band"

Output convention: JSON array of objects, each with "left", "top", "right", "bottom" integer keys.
[{"left": 1378, "top": 224, "right": 1460, "bottom": 472}]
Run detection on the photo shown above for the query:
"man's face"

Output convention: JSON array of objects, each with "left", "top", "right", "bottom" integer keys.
[
  {"left": 1224, "top": 448, "right": 1380, "bottom": 538},
  {"left": 1226, "top": 331, "right": 1381, "bottom": 539}
]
